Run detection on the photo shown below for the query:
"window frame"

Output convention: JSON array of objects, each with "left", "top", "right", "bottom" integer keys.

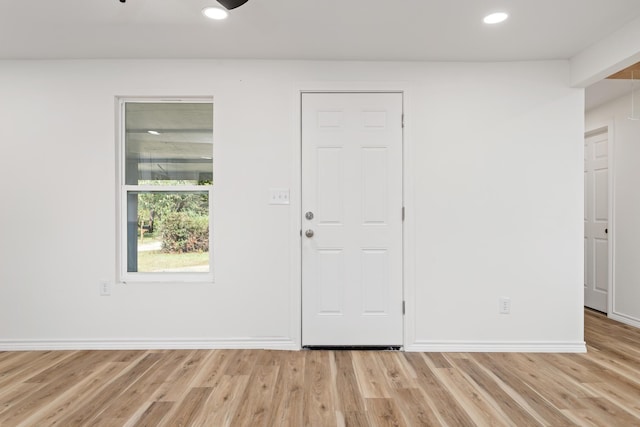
[{"left": 116, "top": 97, "right": 214, "bottom": 284}]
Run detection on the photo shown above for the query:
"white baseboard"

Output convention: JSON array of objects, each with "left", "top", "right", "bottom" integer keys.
[
  {"left": 0, "top": 337, "right": 299, "bottom": 352},
  {"left": 0, "top": 338, "right": 590, "bottom": 353},
  {"left": 405, "top": 341, "right": 587, "bottom": 353},
  {"left": 609, "top": 312, "right": 640, "bottom": 329}
]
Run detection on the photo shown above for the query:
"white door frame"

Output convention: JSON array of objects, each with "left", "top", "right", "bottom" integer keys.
[
  {"left": 289, "top": 83, "right": 416, "bottom": 350},
  {"left": 584, "top": 121, "right": 615, "bottom": 318}
]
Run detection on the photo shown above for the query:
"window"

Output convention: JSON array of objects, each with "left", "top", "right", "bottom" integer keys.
[{"left": 118, "top": 99, "right": 213, "bottom": 282}]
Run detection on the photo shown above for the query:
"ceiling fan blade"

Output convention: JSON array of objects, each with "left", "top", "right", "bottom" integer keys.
[{"left": 217, "top": 0, "right": 250, "bottom": 10}]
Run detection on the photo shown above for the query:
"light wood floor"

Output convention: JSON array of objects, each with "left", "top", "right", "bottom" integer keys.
[{"left": 0, "top": 309, "right": 639, "bottom": 426}]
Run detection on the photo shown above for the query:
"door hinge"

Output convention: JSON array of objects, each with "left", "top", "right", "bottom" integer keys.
[
  {"left": 402, "top": 206, "right": 405, "bottom": 221},
  {"left": 300, "top": 229, "right": 302, "bottom": 237},
  {"left": 401, "top": 114, "right": 405, "bottom": 128},
  {"left": 402, "top": 301, "right": 406, "bottom": 315}
]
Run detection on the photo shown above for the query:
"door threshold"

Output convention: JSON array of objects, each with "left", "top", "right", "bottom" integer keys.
[
  {"left": 303, "top": 346, "right": 402, "bottom": 351},
  {"left": 585, "top": 306, "right": 607, "bottom": 316}
]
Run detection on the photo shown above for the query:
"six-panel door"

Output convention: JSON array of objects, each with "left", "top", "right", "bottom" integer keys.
[
  {"left": 301, "top": 92, "right": 403, "bottom": 346},
  {"left": 584, "top": 130, "right": 609, "bottom": 313}
]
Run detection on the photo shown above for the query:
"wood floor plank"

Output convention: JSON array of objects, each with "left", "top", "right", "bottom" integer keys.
[
  {"left": 0, "top": 383, "right": 41, "bottom": 417},
  {"left": 94, "top": 351, "right": 191, "bottom": 426},
  {"left": 161, "top": 387, "right": 213, "bottom": 427},
  {"left": 189, "top": 349, "right": 234, "bottom": 388},
  {"left": 223, "top": 348, "right": 260, "bottom": 376},
  {"left": 472, "top": 353, "right": 578, "bottom": 426},
  {"left": 110, "top": 350, "right": 148, "bottom": 364},
  {"left": 0, "top": 309, "right": 638, "bottom": 426},
  {"left": 197, "top": 374, "right": 250, "bottom": 427},
  {"left": 454, "top": 357, "right": 543, "bottom": 426},
  {"left": 229, "top": 352, "right": 280, "bottom": 427},
  {"left": 16, "top": 361, "right": 133, "bottom": 427},
  {"left": 423, "top": 352, "right": 452, "bottom": 369},
  {"left": 55, "top": 352, "right": 161, "bottom": 426},
  {"left": 0, "top": 351, "right": 118, "bottom": 425},
  {"left": 334, "top": 351, "right": 366, "bottom": 415},
  {"left": 0, "top": 351, "right": 14, "bottom": 363},
  {"left": 376, "top": 352, "right": 416, "bottom": 390},
  {"left": 365, "top": 398, "right": 406, "bottom": 427},
  {"left": 131, "top": 401, "right": 174, "bottom": 427},
  {"left": 543, "top": 353, "right": 607, "bottom": 384},
  {"left": 0, "top": 351, "right": 74, "bottom": 391},
  {"left": 25, "top": 350, "right": 111, "bottom": 383},
  {"left": 159, "top": 350, "right": 210, "bottom": 402},
  {"left": 582, "top": 345, "right": 640, "bottom": 390},
  {"left": 572, "top": 397, "right": 640, "bottom": 426},
  {"left": 430, "top": 364, "right": 509, "bottom": 427},
  {"left": 405, "top": 352, "right": 477, "bottom": 426},
  {"left": 302, "top": 350, "right": 336, "bottom": 427},
  {"left": 508, "top": 353, "right": 596, "bottom": 405},
  {"left": 391, "top": 387, "right": 441, "bottom": 427},
  {"left": 342, "top": 410, "right": 370, "bottom": 427},
  {"left": 147, "top": 350, "right": 198, "bottom": 402},
  {"left": 581, "top": 380, "right": 640, "bottom": 419},
  {"left": 554, "top": 355, "right": 640, "bottom": 395},
  {"left": 267, "top": 350, "right": 305, "bottom": 427},
  {"left": 352, "top": 351, "right": 391, "bottom": 399}
]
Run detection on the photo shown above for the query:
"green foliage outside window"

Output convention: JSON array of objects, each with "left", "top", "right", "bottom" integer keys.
[
  {"left": 160, "top": 212, "right": 209, "bottom": 253},
  {"left": 137, "top": 181, "right": 210, "bottom": 254}
]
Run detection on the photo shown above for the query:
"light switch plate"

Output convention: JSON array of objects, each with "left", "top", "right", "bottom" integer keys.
[
  {"left": 99, "top": 280, "right": 111, "bottom": 296},
  {"left": 269, "top": 188, "right": 290, "bottom": 205}
]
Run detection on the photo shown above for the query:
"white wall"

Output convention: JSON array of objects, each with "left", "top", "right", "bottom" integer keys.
[
  {"left": 0, "top": 59, "right": 585, "bottom": 351},
  {"left": 586, "top": 94, "right": 640, "bottom": 328}
]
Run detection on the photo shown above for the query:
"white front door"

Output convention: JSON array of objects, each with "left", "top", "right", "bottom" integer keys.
[
  {"left": 301, "top": 92, "right": 403, "bottom": 347},
  {"left": 584, "top": 129, "right": 609, "bottom": 313}
]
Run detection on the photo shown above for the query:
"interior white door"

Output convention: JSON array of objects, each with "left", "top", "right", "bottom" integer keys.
[
  {"left": 301, "top": 92, "right": 403, "bottom": 347},
  {"left": 584, "top": 129, "right": 609, "bottom": 313}
]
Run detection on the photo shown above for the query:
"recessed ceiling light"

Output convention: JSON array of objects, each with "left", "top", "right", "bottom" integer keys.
[
  {"left": 147, "top": 130, "right": 161, "bottom": 135},
  {"left": 484, "top": 12, "right": 508, "bottom": 24},
  {"left": 202, "top": 7, "right": 228, "bottom": 20}
]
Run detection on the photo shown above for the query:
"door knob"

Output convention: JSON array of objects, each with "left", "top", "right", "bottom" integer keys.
[
  {"left": 305, "top": 229, "right": 314, "bottom": 238},
  {"left": 305, "top": 211, "right": 314, "bottom": 220}
]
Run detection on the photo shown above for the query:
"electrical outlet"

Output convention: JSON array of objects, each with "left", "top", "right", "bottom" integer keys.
[
  {"left": 499, "top": 297, "right": 511, "bottom": 314},
  {"left": 99, "top": 280, "right": 111, "bottom": 296}
]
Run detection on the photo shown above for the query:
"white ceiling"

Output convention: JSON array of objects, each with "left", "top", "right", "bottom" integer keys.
[
  {"left": 2, "top": 0, "right": 640, "bottom": 61},
  {"left": 3, "top": 1, "right": 640, "bottom": 111}
]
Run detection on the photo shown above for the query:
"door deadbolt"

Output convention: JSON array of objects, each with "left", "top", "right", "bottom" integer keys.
[
  {"left": 305, "top": 211, "right": 314, "bottom": 220},
  {"left": 305, "top": 229, "right": 314, "bottom": 238}
]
